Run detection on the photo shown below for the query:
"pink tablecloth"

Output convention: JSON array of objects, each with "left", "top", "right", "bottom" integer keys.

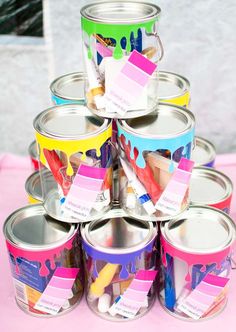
[{"left": 0, "top": 153, "right": 236, "bottom": 331}]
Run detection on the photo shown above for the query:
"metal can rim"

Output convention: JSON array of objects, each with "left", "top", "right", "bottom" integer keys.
[
  {"left": 81, "top": 208, "right": 156, "bottom": 254},
  {"left": 118, "top": 103, "right": 195, "bottom": 139},
  {"left": 80, "top": 1, "right": 161, "bottom": 24},
  {"left": 193, "top": 136, "right": 216, "bottom": 166},
  {"left": 158, "top": 71, "right": 190, "bottom": 100},
  {"left": 190, "top": 166, "right": 233, "bottom": 205},
  {"left": 3, "top": 204, "right": 77, "bottom": 251},
  {"left": 33, "top": 104, "right": 110, "bottom": 140},
  {"left": 50, "top": 72, "right": 86, "bottom": 101},
  {"left": 160, "top": 205, "right": 236, "bottom": 254}
]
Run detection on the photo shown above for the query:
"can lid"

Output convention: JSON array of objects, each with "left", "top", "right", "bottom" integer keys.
[
  {"left": 191, "top": 136, "right": 216, "bottom": 166},
  {"left": 158, "top": 71, "right": 190, "bottom": 100},
  {"left": 28, "top": 140, "right": 37, "bottom": 159},
  {"left": 161, "top": 205, "right": 236, "bottom": 254},
  {"left": 120, "top": 103, "right": 194, "bottom": 138},
  {"left": 50, "top": 72, "right": 85, "bottom": 102},
  {"left": 81, "top": 1, "right": 161, "bottom": 24},
  {"left": 25, "top": 170, "right": 56, "bottom": 202},
  {"left": 190, "top": 167, "right": 233, "bottom": 205},
  {"left": 82, "top": 209, "right": 156, "bottom": 254},
  {"left": 33, "top": 104, "right": 108, "bottom": 140},
  {"left": 3, "top": 204, "right": 76, "bottom": 250}
]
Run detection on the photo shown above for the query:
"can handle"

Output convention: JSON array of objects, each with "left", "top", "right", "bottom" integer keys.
[
  {"left": 148, "top": 33, "right": 164, "bottom": 62},
  {"left": 230, "top": 257, "right": 236, "bottom": 270}
]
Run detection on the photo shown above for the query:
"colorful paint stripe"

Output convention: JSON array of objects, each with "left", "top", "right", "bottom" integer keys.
[
  {"left": 34, "top": 267, "right": 79, "bottom": 315},
  {"left": 109, "top": 269, "right": 157, "bottom": 318},
  {"left": 63, "top": 165, "right": 106, "bottom": 221},
  {"left": 155, "top": 157, "right": 194, "bottom": 215},
  {"left": 104, "top": 50, "right": 157, "bottom": 115}
]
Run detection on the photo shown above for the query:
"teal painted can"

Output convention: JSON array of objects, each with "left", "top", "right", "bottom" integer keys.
[{"left": 50, "top": 72, "right": 86, "bottom": 105}]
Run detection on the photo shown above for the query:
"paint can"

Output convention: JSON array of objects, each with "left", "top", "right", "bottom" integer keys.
[
  {"left": 159, "top": 205, "right": 236, "bottom": 321},
  {"left": 25, "top": 170, "right": 56, "bottom": 204},
  {"left": 191, "top": 136, "right": 216, "bottom": 167},
  {"left": 50, "top": 72, "right": 86, "bottom": 105},
  {"left": 158, "top": 71, "right": 190, "bottom": 108},
  {"left": 117, "top": 103, "right": 195, "bottom": 221},
  {"left": 80, "top": 1, "right": 163, "bottom": 118},
  {"left": 81, "top": 208, "right": 158, "bottom": 321},
  {"left": 33, "top": 104, "right": 112, "bottom": 223},
  {"left": 3, "top": 204, "right": 83, "bottom": 317},
  {"left": 28, "top": 140, "right": 42, "bottom": 171},
  {"left": 190, "top": 167, "right": 233, "bottom": 214}
]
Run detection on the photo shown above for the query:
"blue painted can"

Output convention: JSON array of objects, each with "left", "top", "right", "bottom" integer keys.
[{"left": 50, "top": 72, "right": 86, "bottom": 105}]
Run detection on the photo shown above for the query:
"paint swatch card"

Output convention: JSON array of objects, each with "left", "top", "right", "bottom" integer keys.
[
  {"left": 109, "top": 270, "right": 157, "bottom": 318},
  {"left": 155, "top": 158, "right": 194, "bottom": 215},
  {"left": 104, "top": 50, "right": 157, "bottom": 115},
  {"left": 34, "top": 267, "right": 79, "bottom": 315},
  {"left": 62, "top": 165, "right": 107, "bottom": 221},
  {"left": 176, "top": 274, "right": 229, "bottom": 320}
]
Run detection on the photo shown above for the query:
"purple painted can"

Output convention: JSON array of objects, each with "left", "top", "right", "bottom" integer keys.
[{"left": 191, "top": 136, "right": 216, "bottom": 167}]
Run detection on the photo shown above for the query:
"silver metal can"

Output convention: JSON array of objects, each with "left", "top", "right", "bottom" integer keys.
[
  {"left": 33, "top": 104, "right": 113, "bottom": 223},
  {"left": 190, "top": 167, "right": 233, "bottom": 214},
  {"left": 158, "top": 71, "right": 190, "bottom": 108},
  {"left": 3, "top": 204, "right": 83, "bottom": 317},
  {"left": 117, "top": 103, "right": 195, "bottom": 221},
  {"left": 159, "top": 205, "right": 236, "bottom": 321},
  {"left": 191, "top": 136, "right": 216, "bottom": 167},
  {"left": 81, "top": 208, "right": 158, "bottom": 321},
  {"left": 50, "top": 72, "right": 86, "bottom": 105},
  {"left": 25, "top": 170, "right": 56, "bottom": 204},
  {"left": 28, "top": 140, "right": 42, "bottom": 171},
  {"left": 80, "top": 1, "right": 163, "bottom": 118}
]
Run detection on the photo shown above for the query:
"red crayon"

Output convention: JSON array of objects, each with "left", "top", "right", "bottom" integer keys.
[{"left": 120, "top": 135, "right": 162, "bottom": 204}]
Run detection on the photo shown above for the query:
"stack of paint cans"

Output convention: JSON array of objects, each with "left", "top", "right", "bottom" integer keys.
[{"left": 3, "top": 0, "right": 236, "bottom": 323}]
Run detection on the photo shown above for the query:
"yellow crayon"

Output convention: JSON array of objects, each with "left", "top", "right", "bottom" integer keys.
[{"left": 89, "top": 263, "right": 119, "bottom": 299}]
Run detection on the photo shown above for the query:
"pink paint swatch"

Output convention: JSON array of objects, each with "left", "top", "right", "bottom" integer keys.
[
  {"left": 34, "top": 267, "right": 79, "bottom": 315},
  {"left": 63, "top": 165, "right": 106, "bottom": 221},
  {"left": 177, "top": 274, "right": 229, "bottom": 320},
  {"left": 109, "top": 269, "right": 157, "bottom": 318},
  {"left": 104, "top": 50, "right": 157, "bottom": 115},
  {"left": 155, "top": 157, "right": 194, "bottom": 216}
]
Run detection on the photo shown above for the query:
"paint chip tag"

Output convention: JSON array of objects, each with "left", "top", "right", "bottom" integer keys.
[
  {"left": 62, "top": 165, "right": 107, "bottom": 221},
  {"left": 104, "top": 50, "right": 157, "bottom": 115},
  {"left": 176, "top": 274, "right": 229, "bottom": 320},
  {"left": 108, "top": 270, "right": 157, "bottom": 318},
  {"left": 34, "top": 267, "right": 79, "bottom": 315},
  {"left": 155, "top": 158, "right": 194, "bottom": 215}
]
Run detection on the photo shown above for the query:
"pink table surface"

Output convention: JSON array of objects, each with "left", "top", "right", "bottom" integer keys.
[{"left": 0, "top": 153, "right": 236, "bottom": 331}]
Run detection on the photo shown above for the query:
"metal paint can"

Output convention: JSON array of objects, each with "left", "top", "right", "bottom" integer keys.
[
  {"left": 117, "top": 103, "right": 195, "bottom": 221},
  {"left": 28, "top": 140, "right": 41, "bottom": 171},
  {"left": 33, "top": 104, "right": 112, "bottom": 223},
  {"left": 80, "top": 1, "right": 163, "bottom": 119},
  {"left": 3, "top": 204, "right": 83, "bottom": 317},
  {"left": 160, "top": 205, "right": 236, "bottom": 321},
  {"left": 191, "top": 136, "right": 216, "bottom": 167},
  {"left": 81, "top": 208, "right": 158, "bottom": 321},
  {"left": 158, "top": 71, "right": 190, "bottom": 108},
  {"left": 190, "top": 167, "right": 233, "bottom": 214},
  {"left": 25, "top": 170, "right": 56, "bottom": 204},
  {"left": 50, "top": 72, "right": 86, "bottom": 105}
]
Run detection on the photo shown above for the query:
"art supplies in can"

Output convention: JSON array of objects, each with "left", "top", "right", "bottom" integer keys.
[
  {"left": 80, "top": 1, "right": 163, "bottom": 118},
  {"left": 117, "top": 103, "right": 195, "bottom": 221},
  {"left": 158, "top": 71, "right": 190, "bottom": 108},
  {"left": 33, "top": 104, "right": 113, "bottom": 223},
  {"left": 25, "top": 170, "right": 56, "bottom": 204},
  {"left": 50, "top": 72, "right": 86, "bottom": 105},
  {"left": 160, "top": 205, "right": 236, "bottom": 321},
  {"left": 81, "top": 208, "right": 158, "bottom": 321},
  {"left": 3, "top": 204, "right": 83, "bottom": 317},
  {"left": 191, "top": 136, "right": 216, "bottom": 167},
  {"left": 190, "top": 167, "right": 233, "bottom": 214}
]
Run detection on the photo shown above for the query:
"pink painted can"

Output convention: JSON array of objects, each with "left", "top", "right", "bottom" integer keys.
[
  {"left": 3, "top": 204, "right": 83, "bottom": 317},
  {"left": 160, "top": 205, "right": 236, "bottom": 321}
]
